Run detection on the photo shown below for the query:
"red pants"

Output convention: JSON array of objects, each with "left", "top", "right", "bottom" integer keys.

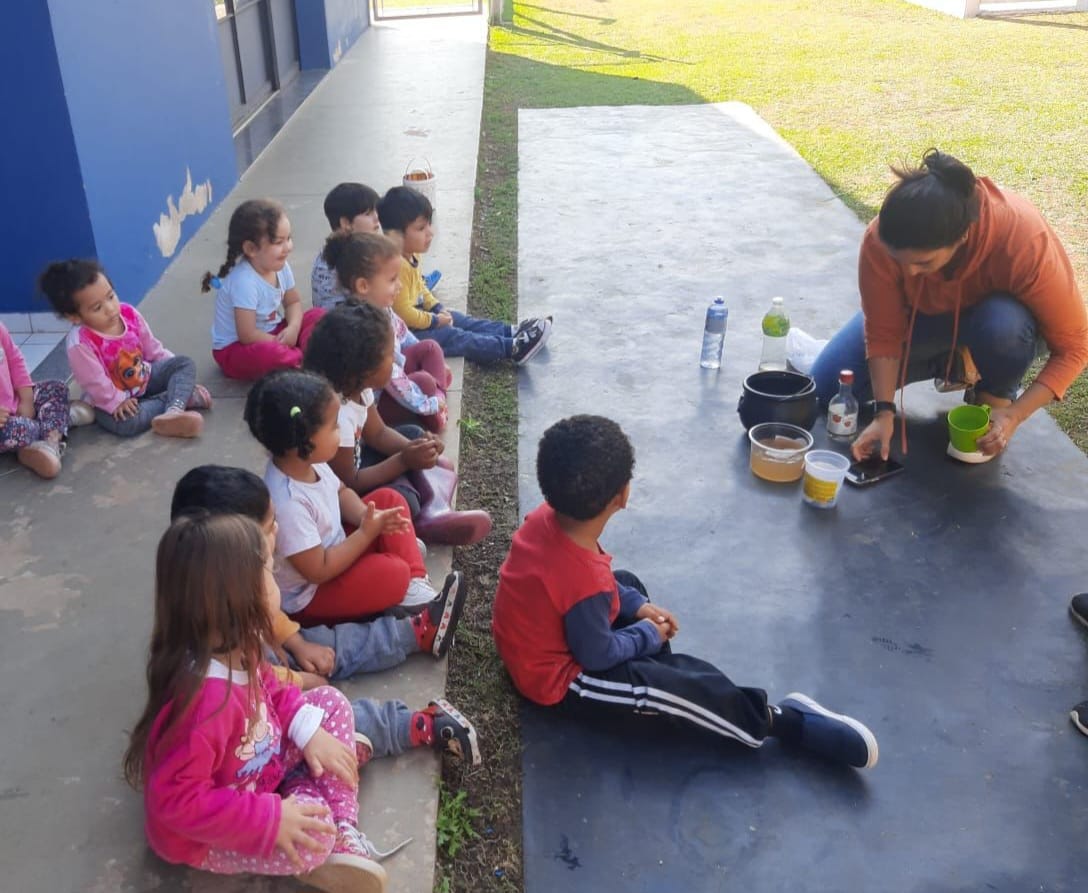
[
  {"left": 212, "top": 308, "right": 325, "bottom": 381},
  {"left": 404, "top": 339, "right": 452, "bottom": 389},
  {"left": 291, "top": 488, "right": 425, "bottom": 626}
]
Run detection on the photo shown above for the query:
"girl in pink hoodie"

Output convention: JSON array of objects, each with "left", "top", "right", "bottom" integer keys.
[{"left": 123, "top": 513, "right": 387, "bottom": 893}]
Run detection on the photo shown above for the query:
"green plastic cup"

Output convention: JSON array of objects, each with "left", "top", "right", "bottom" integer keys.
[{"left": 947, "top": 404, "right": 991, "bottom": 453}]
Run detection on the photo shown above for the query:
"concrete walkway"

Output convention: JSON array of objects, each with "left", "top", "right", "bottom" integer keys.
[{"left": 0, "top": 14, "right": 486, "bottom": 892}]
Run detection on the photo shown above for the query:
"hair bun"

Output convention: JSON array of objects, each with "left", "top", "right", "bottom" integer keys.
[{"left": 922, "top": 148, "right": 976, "bottom": 197}]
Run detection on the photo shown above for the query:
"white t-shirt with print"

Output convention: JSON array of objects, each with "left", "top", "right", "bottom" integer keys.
[
  {"left": 211, "top": 259, "right": 296, "bottom": 350},
  {"left": 337, "top": 390, "right": 375, "bottom": 470},
  {"left": 263, "top": 460, "right": 344, "bottom": 614}
]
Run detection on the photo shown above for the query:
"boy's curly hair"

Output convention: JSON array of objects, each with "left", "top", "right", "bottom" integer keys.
[
  {"left": 536, "top": 415, "right": 635, "bottom": 521},
  {"left": 303, "top": 303, "right": 392, "bottom": 396}
]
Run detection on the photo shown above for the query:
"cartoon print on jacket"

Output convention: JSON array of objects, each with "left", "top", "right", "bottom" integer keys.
[
  {"left": 234, "top": 701, "right": 279, "bottom": 788},
  {"left": 108, "top": 347, "right": 150, "bottom": 393}
]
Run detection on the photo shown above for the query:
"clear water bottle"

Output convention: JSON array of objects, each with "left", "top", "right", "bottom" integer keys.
[
  {"left": 700, "top": 297, "right": 728, "bottom": 369},
  {"left": 827, "top": 369, "right": 859, "bottom": 441},
  {"left": 758, "top": 296, "right": 790, "bottom": 371}
]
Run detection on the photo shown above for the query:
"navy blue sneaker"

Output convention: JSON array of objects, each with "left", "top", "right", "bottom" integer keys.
[
  {"left": 423, "top": 269, "right": 442, "bottom": 291},
  {"left": 1070, "top": 593, "right": 1088, "bottom": 629},
  {"left": 778, "top": 693, "right": 878, "bottom": 769}
]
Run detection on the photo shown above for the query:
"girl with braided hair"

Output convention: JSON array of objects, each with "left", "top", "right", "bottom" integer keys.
[{"left": 205, "top": 199, "right": 325, "bottom": 380}]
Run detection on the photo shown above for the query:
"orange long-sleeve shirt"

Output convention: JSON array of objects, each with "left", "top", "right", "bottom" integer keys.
[{"left": 859, "top": 177, "right": 1087, "bottom": 399}]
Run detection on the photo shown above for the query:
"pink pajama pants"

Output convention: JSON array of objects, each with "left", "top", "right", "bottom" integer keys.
[{"left": 198, "top": 686, "right": 357, "bottom": 876}]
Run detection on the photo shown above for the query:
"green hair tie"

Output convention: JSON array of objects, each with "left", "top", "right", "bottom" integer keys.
[{"left": 290, "top": 406, "right": 301, "bottom": 418}]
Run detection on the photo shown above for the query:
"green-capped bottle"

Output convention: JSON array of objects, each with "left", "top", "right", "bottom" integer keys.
[{"left": 758, "top": 296, "right": 790, "bottom": 371}]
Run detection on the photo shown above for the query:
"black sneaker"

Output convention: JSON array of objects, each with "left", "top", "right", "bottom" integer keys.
[
  {"left": 423, "top": 698, "right": 481, "bottom": 765},
  {"left": 1070, "top": 594, "right": 1088, "bottom": 629},
  {"left": 516, "top": 315, "right": 553, "bottom": 334},
  {"left": 410, "top": 571, "right": 467, "bottom": 658},
  {"left": 778, "top": 693, "right": 879, "bottom": 769},
  {"left": 1071, "top": 702, "right": 1088, "bottom": 737},
  {"left": 510, "top": 317, "right": 552, "bottom": 365}
]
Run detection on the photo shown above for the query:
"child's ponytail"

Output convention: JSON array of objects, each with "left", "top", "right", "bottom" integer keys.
[
  {"left": 201, "top": 198, "right": 286, "bottom": 293},
  {"left": 244, "top": 369, "right": 334, "bottom": 459}
]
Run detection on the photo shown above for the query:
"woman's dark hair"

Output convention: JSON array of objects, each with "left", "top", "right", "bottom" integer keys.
[
  {"left": 170, "top": 465, "right": 271, "bottom": 523},
  {"left": 38, "top": 259, "right": 107, "bottom": 317},
  {"left": 201, "top": 199, "right": 285, "bottom": 292},
  {"left": 878, "top": 149, "right": 979, "bottom": 251},
  {"left": 122, "top": 513, "right": 271, "bottom": 788},
  {"left": 304, "top": 303, "right": 393, "bottom": 396},
  {"left": 244, "top": 369, "right": 335, "bottom": 459},
  {"left": 537, "top": 415, "right": 636, "bottom": 521},
  {"left": 377, "top": 185, "right": 433, "bottom": 234},
  {"left": 321, "top": 231, "right": 400, "bottom": 294},
  {"left": 323, "top": 182, "right": 380, "bottom": 230}
]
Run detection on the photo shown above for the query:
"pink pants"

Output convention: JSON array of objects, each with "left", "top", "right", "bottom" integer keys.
[
  {"left": 199, "top": 686, "right": 356, "bottom": 876},
  {"left": 292, "top": 488, "right": 426, "bottom": 625},
  {"left": 404, "top": 339, "right": 452, "bottom": 389},
  {"left": 212, "top": 308, "right": 326, "bottom": 381}
]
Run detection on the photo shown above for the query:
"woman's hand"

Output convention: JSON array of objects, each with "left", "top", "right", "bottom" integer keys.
[
  {"left": 852, "top": 413, "right": 895, "bottom": 461},
  {"left": 976, "top": 407, "right": 1020, "bottom": 456},
  {"left": 274, "top": 794, "right": 334, "bottom": 868},
  {"left": 303, "top": 728, "right": 357, "bottom": 785}
]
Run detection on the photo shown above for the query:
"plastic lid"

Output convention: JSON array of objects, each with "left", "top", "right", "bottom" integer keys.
[
  {"left": 839, "top": 369, "right": 854, "bottom": 384},
  {"left": 771, "top": 296, "right": 784, "bottom": 304},
  {"left": 713, "top": 297, "right": 725, "bottom": 304}
]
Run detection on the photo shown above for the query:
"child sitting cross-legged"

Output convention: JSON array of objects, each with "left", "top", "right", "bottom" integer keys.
[
  {"left": 169, "top": 465, "right": 481, "bottom": 782},
  {"left": 0, "top": 321, "right": 88, "bottom": 479},
  {"left": 123, "top": 512, "right": 387, "bottom": 892},
  {"left": 303, "top": 301, "right": 491, "bottom": 547},
  {"left": 320, "top": 226, "right": 451, "bottom": 433},
  {"left": 377, "top": 186, "right": 552, "bottom": 365},
  {"left": 493, "top": 414, "right": 879, "bottom": 770},
  {"left": 40, "top": 260, "right": 210, "bottom": 438},
  {"left": 244, "top": 368, "right": 454, "bottom": 622}
]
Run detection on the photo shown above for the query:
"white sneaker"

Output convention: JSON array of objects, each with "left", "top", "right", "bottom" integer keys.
[
  {"left": 402, "top": 576, "right": 439, "bottom": 609},
  {"left": 68, "top": 400, "right": 95, "bottom": 427},
  {"left": 17, "top": 439, "right": 63, "bottom": 479}
]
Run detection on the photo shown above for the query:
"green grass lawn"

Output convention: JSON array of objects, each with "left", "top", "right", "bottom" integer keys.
[{"left": 485, "top": 0, "right": 1088, "bottom": 441}]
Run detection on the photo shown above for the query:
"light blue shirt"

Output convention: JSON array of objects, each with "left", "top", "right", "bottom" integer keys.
[{"left": 211, "top": 259, "right": 296, "bottom": 350}]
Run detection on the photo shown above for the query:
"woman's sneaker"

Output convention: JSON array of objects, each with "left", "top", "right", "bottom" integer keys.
[
  {"left": 777, "top": 693, "right": 879, "bottom": 769},
  {"left": 410, "top": 571, "right": 467, "bottom": 658},
  {"left": 298, "top": 822, "right": 388, "bottom": 892},
  {"left": 1071, "top": 701, "right": 1088, "bottom": 737},
  {"left": 68, "top": 399, "right": 95, "bottom": 427},
  {"left": 1069, "top": 594, "right": 1088, "bottom": 629},
  {"left": 511, "top": 317, "right": 552, "bottom": 366}
]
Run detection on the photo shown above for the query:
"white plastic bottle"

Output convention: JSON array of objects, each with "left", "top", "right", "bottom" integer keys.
[
  {"left": 827, "top": 369, "right": 859, "bottom": 441},
  {"left": 758, "top": 297, "right": 790, "bottom": 371}
]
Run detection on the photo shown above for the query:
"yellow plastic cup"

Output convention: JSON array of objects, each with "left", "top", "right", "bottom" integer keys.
[{"left": 802, "top": 450, "right": 851, "bottom": 509}]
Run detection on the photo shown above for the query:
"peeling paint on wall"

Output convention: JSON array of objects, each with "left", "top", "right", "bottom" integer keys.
[
  {"left": 152, "top": 168, "right": 213, "bottom": 257},
  {"left": 333, "top": 39, "right": 344, "bottom": 64}
]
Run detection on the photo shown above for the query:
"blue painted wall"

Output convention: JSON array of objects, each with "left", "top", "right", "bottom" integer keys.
[
  {"left": 0, "top": 2, "right": 96, "bottom": 314},
  {"left": 44, "top": 0, "right": 238, "bottom": 311},
  {"left": 297, "top": 0, "right": 368, "bottom": 69}
]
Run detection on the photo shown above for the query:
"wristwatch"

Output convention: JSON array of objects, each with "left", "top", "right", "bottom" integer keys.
[{"left": 873, "top": 400, "right": 897, "bottom": 417}]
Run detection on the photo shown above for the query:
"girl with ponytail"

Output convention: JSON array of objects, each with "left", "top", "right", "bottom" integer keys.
[
  {"left": 205, "top": 199, "right": 325, "bottom": 381},
  {"left": 244, "top": 370, "right": 452, "bottom": 623},
  {"left": 812, "top": 149, "right": 1086, "bottom": 460}
]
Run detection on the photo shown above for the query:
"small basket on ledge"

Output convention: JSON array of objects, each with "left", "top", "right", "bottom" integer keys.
[{"left": 402, "top": 157, "right": 437, "bottom": 208}]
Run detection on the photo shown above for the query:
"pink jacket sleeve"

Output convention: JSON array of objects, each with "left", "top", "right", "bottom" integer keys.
[
  {"left": 67, "top": 340, "right": 127, "bottom": 414},
  {"left": 1, "top": 326, "right": 33, "bottom": 391},
  {"left": 131, "top": 307, "right": 174, "bottom": 362},
  {"left": 145, "top": 724, "right": 282, "bottom": 857}
]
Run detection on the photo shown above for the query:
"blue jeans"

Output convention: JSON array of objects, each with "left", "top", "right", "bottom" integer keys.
[
  {"left": 297, "top": 615, "right": 420, "bottom": 680},
  {"left": 412, "top": 310, "right": 512, "bottom": 363},
  {"left": 351, "top": 698, "right": 415, "bottom": 758},
  {"left": 811, "top": 293, "right": 1039, "bottom": 406}
]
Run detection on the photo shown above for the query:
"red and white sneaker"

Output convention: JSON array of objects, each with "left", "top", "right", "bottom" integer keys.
[
  {"left": 410, "top": 571, "right": 467, "bottom": 658},
  {"left": 411, "top": 699, "right": 482, "bottom": 766}
]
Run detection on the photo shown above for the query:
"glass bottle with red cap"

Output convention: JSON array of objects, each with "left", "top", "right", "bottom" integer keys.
[{"left": 827, "top": 369, "right": 859, "bottom": 441}]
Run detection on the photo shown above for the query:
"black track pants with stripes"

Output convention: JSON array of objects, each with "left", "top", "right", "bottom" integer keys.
[{"left": 558, "top": 570, "right": 771, "bottom": 748}]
